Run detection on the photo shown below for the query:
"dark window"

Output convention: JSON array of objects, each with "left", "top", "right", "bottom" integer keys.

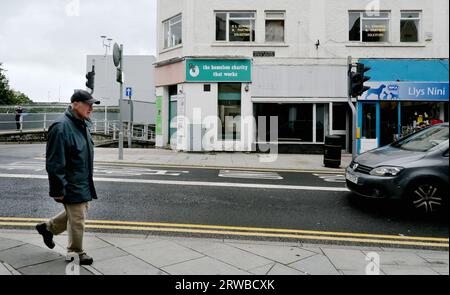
[
  {"left": 333, "top": 103, "right": 347, "bottom": 130},
  {"left": 204, "top": 84, "right": 211, "bottom": 92},
  {"left": 349, "top": 12, "right": 361, "bottom": 41},
  {"left": 349, "top": 11, "right": 390, "bottom": 42},
  {"left": 255, "top": 104, "right": 313, "bottom": 142},
  {"left": 316, "top": 104, "right": 326, "bottom": 142},
  {"left": 216, "top": 13, "right": 227, "bottom": 41},
  {"left": 401, "top": 12, "right": 420, "bottom": 42}
]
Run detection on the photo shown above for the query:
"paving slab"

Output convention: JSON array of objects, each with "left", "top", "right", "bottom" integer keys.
[
  {"left": 0, "top": 237, "right": 26, "bottom": 251},
  {"left": 174, "top": 241, "right": 273, "bottom": 271},
  {"left": 95, "top": 235, "right": 155, "bottom": 248},
  {"left": 248, "top": 263, "right": 276, "bottom": 275},
  {"left": 416, "top": 252, "right": 450, "bottom": 262},
  {"left": 321, "top": 248, "right": 367, "bottom": 272},
  {"left": 162, "top": 256, "right": 250, "bottom": 275},
  {"left": 0, "top": 244, "right": 62, "bottom": 269},
  {"left": 289, "top": 254, "right": 340, "bottom": 275},
  {"left": 381, "top": 265, "right": 439, "bottom": 275},
  {"left": 0, "top": 263, "right": 12, "bottom": 275},
  {"left": 228, "top": 243, "right": 316, "bottom": 264},
  {"left": 430, "top": 266, "right": 449, "bottom": 275},
  {"left": 265, "top": 263, "right": 307, "bottom": 275},
  {"left": 362, "top": 251, "right": 429, "bottom": 267},
  {"left": 18, "top": 258, "right": 94, "bottom": 275},
  {"left": 122, "top": 240, "right": 204, "bottom": 268},
  {"left": 83, "top": 246, "right": 129, "bottom": 262},
  {"left": 92, "top": 255, "right": 166, "bottom": 275}
]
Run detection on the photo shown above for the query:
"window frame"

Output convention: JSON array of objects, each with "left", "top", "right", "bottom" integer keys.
[
  {"left": 265, "top": 11, "right": 286, "bottom": 43},
  {"left": 400, "top": 10, "right": 422, "bottom": 43},
  {"left": 215, "top": 11, "right": 256, "bottom": 42},
  {"left": 163, "top": 14, "right": 182, "bottom": 49},
  {"left": 349, "top": 11, "right": 391, "bottom": 43}
]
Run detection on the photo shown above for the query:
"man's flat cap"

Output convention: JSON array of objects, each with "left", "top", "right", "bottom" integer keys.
[{"left": 71, "top": 90, "right": 100, "bottom": 105}]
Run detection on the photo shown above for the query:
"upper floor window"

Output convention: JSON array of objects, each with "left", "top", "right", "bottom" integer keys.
[
  {"left": 265, "top": 11, "right": 285, "bottom": 42},
  {"left": 349, "top": 11, "right": 390, "bottom": 42},
  {"left": 163, "top": 14, "right": 182, "bottom": 49},
  {"left": 401, "top": 11, "right": 421, "bottom": 42},
  {"left": 216, "top": 12, "right": 256, "bottom": 42}
]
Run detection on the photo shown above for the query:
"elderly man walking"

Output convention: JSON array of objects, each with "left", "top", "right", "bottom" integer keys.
[{"left": 36, "top": 90, "right": 100, "bottom": 265}]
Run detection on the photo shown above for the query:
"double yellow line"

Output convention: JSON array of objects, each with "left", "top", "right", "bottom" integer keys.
[{"left": 0, "top": 217, "right": 448, "bottom": 249}]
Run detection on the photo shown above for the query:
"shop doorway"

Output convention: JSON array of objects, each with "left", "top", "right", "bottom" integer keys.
[{"left": 380, "top": 101, "right": 399, "bottom": 146}]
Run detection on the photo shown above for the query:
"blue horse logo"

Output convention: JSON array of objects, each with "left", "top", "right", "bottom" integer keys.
[{"left": 365, "top": 84, "right": 386, "bottom": 99}]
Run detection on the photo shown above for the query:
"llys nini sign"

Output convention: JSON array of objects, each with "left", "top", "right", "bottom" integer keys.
[
  {"left": 186, "top": 59, "right": 252, "bottom": 82},
  {"left": 361, "top": 82, "right": 449, "bottom": 101}
]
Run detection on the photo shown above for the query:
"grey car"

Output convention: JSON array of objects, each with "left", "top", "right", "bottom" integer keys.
[{"left": 346, "top": 123, "right": 449, "bottom": 214}]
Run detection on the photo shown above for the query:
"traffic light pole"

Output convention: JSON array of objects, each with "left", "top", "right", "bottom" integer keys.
[
  {"left": 118, "top": 44, "right": 124, "bottom": 160},
  {"left": 347, "top": 56, "right": 357, "bottom": 161}
]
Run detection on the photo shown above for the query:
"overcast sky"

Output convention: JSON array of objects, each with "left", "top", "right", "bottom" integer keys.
[{"left": 0, "top": 0, "right": 156, "bottom": 103}]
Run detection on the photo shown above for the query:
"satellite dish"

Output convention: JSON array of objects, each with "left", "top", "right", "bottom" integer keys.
[{"left": 113, "top": 43, "right": 121, "bottom": 68}]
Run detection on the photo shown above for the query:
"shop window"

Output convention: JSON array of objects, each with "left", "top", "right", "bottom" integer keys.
[
  {"left": 255, "top": 104, "right": 313, "bottom": 143},
  {"left": 332, "top": 103, "right": 347, "bottom": 130},
  {"left": 316, "top": 104, "right": 327, "bottom": 143},
  {"left": 204, "top": 84, "right": 211, "bottom": 92},
  {"left": 401, "top": 102, "right": 447, "bottom": 137},
  {"left": 401, "top": 11, "right": 421, "bottom": 42},
  {"left": 265, "top": 11, "right": 285, "bottom": 43},
  {"left": 349, "top": 11, "right": 390, "bottom": 42},
  {"left": 218, "top": 83, "right": 241, "bottom": 140},
  {"left": 215, "top": 12, "right": 256, "bottom": 42},
  {"left": 163, "top": 14, "right": 182, "bottom": 49}
]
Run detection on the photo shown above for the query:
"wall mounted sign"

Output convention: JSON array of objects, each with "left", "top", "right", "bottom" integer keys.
[
  {"left": 361, "top": 82, "right": 449, "bottom": 102},
  {"left": 186, "top": 59, "right": 252, "bottom": 82},
  {"left": 253, "top": 51, "right": 275, "bottom": 57}
]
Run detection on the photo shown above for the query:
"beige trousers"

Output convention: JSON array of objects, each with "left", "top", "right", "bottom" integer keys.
[{"left": 46, "top": 202, "right": 89, "bottom": 254}]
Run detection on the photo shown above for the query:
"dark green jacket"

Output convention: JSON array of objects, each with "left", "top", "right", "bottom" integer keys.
[{"left": 46, "top": 106, "right": 97, "bottom": 203}]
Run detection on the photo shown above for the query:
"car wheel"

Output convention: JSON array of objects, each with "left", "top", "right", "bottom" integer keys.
[{"left": 408, "top": 181, "right": 446, "bottom": 214}]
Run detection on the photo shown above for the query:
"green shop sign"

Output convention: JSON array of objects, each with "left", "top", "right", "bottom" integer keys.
[{"left": 186, "top": 59, "right": 252, "bottom": 82}]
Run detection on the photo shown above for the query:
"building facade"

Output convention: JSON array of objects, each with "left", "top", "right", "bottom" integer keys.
[{"left": 155, "top": 0, "right": 449, "bottom": 153}]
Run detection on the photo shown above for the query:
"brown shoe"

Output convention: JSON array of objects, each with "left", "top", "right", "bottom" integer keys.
[{"left": 79, "top": 253, "right": 94, "bottom": 265}]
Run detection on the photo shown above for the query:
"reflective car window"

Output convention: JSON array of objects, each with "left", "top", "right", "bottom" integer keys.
[{"left": 392, "top": 125, "right": 449, "bottom": 152}]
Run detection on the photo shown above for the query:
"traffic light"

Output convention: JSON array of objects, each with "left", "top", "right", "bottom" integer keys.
[
  {"left": 85, "top": 65, "right": 95, "bottom": 94},
  {"left": 350, "top": 63, "right": 371, "bottom": 98}
]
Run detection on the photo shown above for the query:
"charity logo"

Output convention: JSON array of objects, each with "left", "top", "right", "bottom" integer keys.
[
  {"left": 364, "top": 84, "right": 400, "bottom": 100},
  {"left": 189, "top": 64, "right": 200, "bottom": 78}
]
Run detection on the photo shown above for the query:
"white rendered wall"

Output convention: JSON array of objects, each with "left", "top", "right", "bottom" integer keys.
[{"left": 157, "top": 0, "right": 449, "bottom": 62}]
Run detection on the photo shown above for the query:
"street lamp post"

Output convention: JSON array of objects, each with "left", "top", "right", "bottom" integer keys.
[{"left": 101, "top": 36, "right": 113, "bottom": 135}]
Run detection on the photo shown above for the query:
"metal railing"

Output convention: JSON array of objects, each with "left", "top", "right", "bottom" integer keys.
[{"left": 0, "top": 118, "right": 155, "bottom": 141}]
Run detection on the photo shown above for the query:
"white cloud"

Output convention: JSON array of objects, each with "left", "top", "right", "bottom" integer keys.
[{"left": 0, "top": 0, "right": 157, "bottom": 102}]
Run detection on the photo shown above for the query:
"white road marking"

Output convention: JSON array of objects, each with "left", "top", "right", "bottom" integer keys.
[
  {"left": 219, "top": 170, "right": 283, "bottom": 180},
  {"left": 0, "top": 162, "right": 189, "bottom": 177},
  {"left": 0, "top": 173, "right": 349, "bottom": 192},
  {"left": 313, "top": 173, "right": 346, "bottom": 183}
]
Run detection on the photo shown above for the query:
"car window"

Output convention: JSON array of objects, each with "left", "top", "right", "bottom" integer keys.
[{"left": 391, "top": 125, "right": 449, "bottom": 152}]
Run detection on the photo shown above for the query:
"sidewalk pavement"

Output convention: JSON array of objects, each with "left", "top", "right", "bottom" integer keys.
[
  {"left": 94, "top": 148, "right": 352, "bottom": 172},
  {"left": 0, "top": 229, "right": 448, "bottom": 275}
]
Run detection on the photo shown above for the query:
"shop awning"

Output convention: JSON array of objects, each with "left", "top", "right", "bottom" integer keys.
[{"left": 359, "top": 59, "right": 449, "bottom": 82}]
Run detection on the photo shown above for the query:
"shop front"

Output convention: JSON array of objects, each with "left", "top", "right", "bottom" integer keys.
[
  {"left": 251, "top": 62, "right": 350, "bottom": 154},
  {"left": 155, "top": 58, "right": 253, "bottom": 152},
  {"left": 357, "top": 59, "right": 449, "bottom": 154}
]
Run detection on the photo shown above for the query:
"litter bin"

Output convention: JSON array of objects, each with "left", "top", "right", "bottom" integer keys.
[{"left": 324, "top": 135, "right": 342, "bottom": 168}]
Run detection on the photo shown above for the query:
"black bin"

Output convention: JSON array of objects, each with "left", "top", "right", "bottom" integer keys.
[{"left": 323, "top": 135, "right": 342, "bottom": 168}]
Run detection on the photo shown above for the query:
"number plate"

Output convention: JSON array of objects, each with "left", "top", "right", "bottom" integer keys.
[{"left": 346, "top": 172, "right": 358, "bottom": 184}]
